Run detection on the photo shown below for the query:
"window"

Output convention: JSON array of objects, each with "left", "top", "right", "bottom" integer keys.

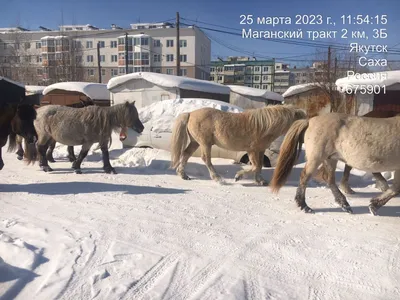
[
  {"left": 118, "top": 38, "right": 124, "bottom": 45},
  {"left": 87, "top": 69, "right": 94, "bottom": 76},
  {"left": 217, "top": 67, "right": 223, "bottom": 73},
  {"left": 224, "top": 66, "right": 234, "bottom": 71},
  {"left": 166, "top": 40, "right": 174, "bottom": 47},
  {"left": 110, "top": 41, "right": 117, "bottom": 48},
  {"left": 36, "top": 55, "right": 42, "bottom": 63},
  {"left": 141, "top": 52, "right": 149, "bottom": 65},
  {"left": 179, "top": 40, "right": 187, "bottom": 47},
  {"left": 48, "top": 53, "right": 55, "bottom": 60},
  {"left": 218, "top": 76, "right": 223, "bottom": 81},
  {"left": 254, "top": 84, "right": 260, "bottom": 88},
  {"left": 179, "top": 54, "right": 187, "bottom": 62},
  {"left": 254, "top": 66, "right": 260, "bottom": 72},
  {"left": 101, "top": 69, "right": 106, "bottom": 76},
  {"left": 246, "top": 66, "right": 252, "bottom": 72},
  {"left": 56, "top": 53, "right": 62, "bottom": 60},
  {"left": 262, "top": 84, "right": 268, "bottom": 89},
  {"left": 166, "top": 54, "right": 174, "bottom": 62},
  {"left": 111, "top": 55, "right": 118, "bottom": 62},
  {"left": 210, "top": 67, "right": 215, "bottom": 72},
  {"left": 24, "top": 42, "right": 30, "bottom": 50},
  {"left": 262, "top": 75, "right": 269, "bottom": 81},
  {"left": 87, "top": 55, "right": 94, "bottom": 62},
  {"left": 254, "top": 75, "right": 260, "bottom": 81},
  {"left": 153, "top": 39, "right": 161, "bottom": 47},
  {"left": 98, "top": 41, "right": 105, "bottom": 48},
  {"left": 119, "top": 67, "right": 126, "bottom": 74},
  {"left": 245, "top": 76, "right": 251, "bottom": 81},
  {"left": 155, "top": 68, "right": 161, "bottom": 73},
  {"left": 36, "top": 42, "right": 41, "bottom": 49},
  {"left": 263, "top": 66, "right": 269, "bottom": 72},
  {"left": 153, "top": 54, "right": 161, "bottom": 62},
  {"left": 179, "top": 68, "right": 187, "bottom": 76},
  {"left": 166, "top": 68, "right": 174, "bottom": 75},
  {"left": 111, "top": 69, "right": 118, "bottom": 76},
  {"left": 209, "top": 76, "right": 214, "bottom": 81},
  {"left": 100, "top": 55, "right": 105, "bottom": 62},
  {"left": 86, "top": 41, "right": 93, "bottom": 48},
  {"left": 119, "top": 53, "right": 125, "bottom": 60},
  {"left": 141, "top": 37, "right": 148, "bottom": 46},
  {"left": 37, "top": 68, "right": 43, "bottom": 75}
]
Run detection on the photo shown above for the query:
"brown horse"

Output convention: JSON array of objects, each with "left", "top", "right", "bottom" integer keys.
[
  {"left": 1, "top": 102, "right": 37, "bottom": 170},
  {"left": 313, "top": 110, "right": 400, "bottom": 194},
  {"left": 170, "top": 105, "right": 307, "bottom": 185}
]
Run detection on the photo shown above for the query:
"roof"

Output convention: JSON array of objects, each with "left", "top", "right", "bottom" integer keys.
[
  {"left": 107, "top": 72, "right": 230, "bottom": 95},
  {"left": 228, "top": 85, "right": 283, "bottom": 102},
  {"left": 335, "top": 70, "right": 400, "bottom": 93},
  {"left": 282, "top": 83, "right": 327, "bottom": 98},
  {"left": 43, "top": 82, "right": 110, "bottom": 100},
  {"left": 25, "top": 85, "right": 46, "bottom": 95},
  {"left": 0, "top": 76, "right": 25, "bottom": 88}
]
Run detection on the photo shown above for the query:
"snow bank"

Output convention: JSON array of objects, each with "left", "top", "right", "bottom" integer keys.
[
  {"left": 25, "top": 85, "right": 46, "bottom": 95},
  {"left": 107, "top": 72, "right": 230, "bottom": 95},
  {"left": 138, "top": 98, "right": 243, "bottom": 132},
  {"left": 228, "top": 85, "right": 283, "bottom": 102},
  {"left": 336, "top": 70, "right": 400, "bottom": 92},
  {"left": 43, "top": 82, "right": 110, "bottom": 100},
  {"left": 282, "top": 83, "right": 327, "bottom": 98}
]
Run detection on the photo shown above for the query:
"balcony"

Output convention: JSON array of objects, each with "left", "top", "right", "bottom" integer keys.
[{"left": 41, "top": 46, "right": 55, "bottom": 53}]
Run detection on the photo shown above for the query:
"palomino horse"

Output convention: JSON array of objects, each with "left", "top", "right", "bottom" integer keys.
[
  {"left": 270, "top": 113, "right": 400, "bottom": 216},
  {"left": 14, "top": 99, "right": 95, "bottom": 162},
  {"left": 170, "top": 105, "right": 307, "bottom": 185},
  {"left": 25, "top": 101, "right": 144, "bottom": 174},
  {"left": 314, "top": 110, "right": 400, "bottom": 194},
  {"left": 1, "top": 102, "right": 37, "bottom": 170}
]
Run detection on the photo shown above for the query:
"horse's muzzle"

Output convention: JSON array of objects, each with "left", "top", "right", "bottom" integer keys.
[
  {"left": 27, "top": 135, "right": 37, "bottom": 144},
  {"left": 132, "top": 124, "right": 144, "bottom": 134}
]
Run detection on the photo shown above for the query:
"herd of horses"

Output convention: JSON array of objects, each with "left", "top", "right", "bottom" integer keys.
[{"left": 1, "top": 97, "right": 399, "bottom": 216}]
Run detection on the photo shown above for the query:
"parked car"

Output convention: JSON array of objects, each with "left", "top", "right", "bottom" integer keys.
[{"left": 122, "top": 98, "right": 284, "bottom": 167}]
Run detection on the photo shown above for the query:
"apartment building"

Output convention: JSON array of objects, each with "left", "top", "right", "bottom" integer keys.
[
  {"left": 209, "top": 56, "right": 275, "bottom": 91},
  {"left": 273, "top": 62, "right": 294, "bottom": 94},
  {"left": 0, "top": 22, "right": 211, "bottom": 85}
]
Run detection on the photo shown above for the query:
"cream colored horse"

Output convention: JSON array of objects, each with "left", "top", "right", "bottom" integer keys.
[
  {"left": 270, "top": 113, "right": 400, "bottom": 216},
  {"left": 170, "top": 105, "right": 307, "bottom": 185}
]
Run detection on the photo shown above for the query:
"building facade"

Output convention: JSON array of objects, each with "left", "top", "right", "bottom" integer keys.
[
  {"left": 0, "top": 23, "right": 211, "bottom": 85},
  {"left": 273, "top": 62, "right": 294, "bottom": 94},
  {"left": 209, "top": 57, "right": 275, "bottom": 91}
]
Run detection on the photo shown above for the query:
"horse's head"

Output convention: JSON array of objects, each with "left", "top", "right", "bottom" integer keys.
[
  {"left": 11, "top": 104, "right": 37, "bottom": 144},
  {"left": 123, "top": 101, "right": 144, "bottom": 134},
  {"left": 294, "top": 108, "right": 308, "bottom": 121}
]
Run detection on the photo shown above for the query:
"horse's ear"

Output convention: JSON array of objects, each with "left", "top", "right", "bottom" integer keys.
[
  {"left": 124, "top": 101, "right": 129, "bottom": 107},
  {"left": 132, "top": 101, "right": 136, "bottom": 106}
]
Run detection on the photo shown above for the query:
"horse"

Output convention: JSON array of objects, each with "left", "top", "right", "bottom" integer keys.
[
  {"left": 313, "top": 110, "right": 400, "bottom": 194},
  {"left": 270, "top": 113, "right": 400, "bottom": 216},
  {"left": 25, "top": 101, "right": 144, "bottom": 174},
  {"left": 14, "top": 99, "right": 95, "bottom": 163},
  {"left": 1, "top": 102, "right": 37, "bottom": 170},
  {"left": 170, "top": 105, "right": 307, "bottom": 185}
]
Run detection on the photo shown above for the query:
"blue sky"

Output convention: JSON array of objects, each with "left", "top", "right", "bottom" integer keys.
[{"left": 2, "top": 0, "right": 400, "bottom": 67}]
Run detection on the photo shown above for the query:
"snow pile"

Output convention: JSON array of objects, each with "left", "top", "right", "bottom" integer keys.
[
  {"left": 138, "top": 98, "right": 244, "bottom": 133},
  {"left": 43, "top": 82, "right": 110, "bottom": 100},
  {"left": 112, "top": 148, "right": 172, "bottom": 170},
  {"left": 336, "top": 70, "right": 400, "bottom": 92},
  {"left": 107, "top": 72, "right": 230, "bottom": 95},
  {"left": 282, "top": 83, "right": 328, "bottom": 98},
  {"left": 25, "top": 85, "right": 46, "bottom": 95},
  {"left": 228, "top": 85, "right": 283, "bottom": 102}
]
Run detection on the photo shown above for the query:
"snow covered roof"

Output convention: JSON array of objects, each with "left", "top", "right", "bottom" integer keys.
[
  {"left": 0, "top": 76, "right": 25, "bottom": 88},
  {"left": 139, "top": 98, "right": 243, "bottom": 133},
  {"left": 282, "top": 83, "right": 327, "bottom": 98},
  {"left": 25, "top": 85, "right": 46, "bottom": 95},
  {"left": 107, "top": 72, "right": 230, "bottom": 95},
  {"left": 335, "top": 70, "right": 400, "bottom": 93},
  {"left": 228, "top": 85, "right": 283, "bottom": 102},
  {"left": 43, "top": 82, "right": 110, "bottom": 100}
]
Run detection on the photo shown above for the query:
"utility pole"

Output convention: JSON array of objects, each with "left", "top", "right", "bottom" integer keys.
[
  {"left": 176, "top": 12, "right": 180, "bottom": 76},
  {"left": 97, "top": 42, "right": 102, "bottom": 83},
  {"left": 327, "top": 46, "right": 333, "bottom": 112},
  {"left": 125, "top": 32, "right": 129, "bottom": 74}
]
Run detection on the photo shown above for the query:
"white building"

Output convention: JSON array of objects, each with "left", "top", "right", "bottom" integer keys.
[{"left": 0, "top": 23, "right": 211, "bottom": 85}]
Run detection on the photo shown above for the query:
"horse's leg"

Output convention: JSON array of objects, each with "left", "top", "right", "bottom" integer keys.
[
  {"left": 100, "top": 144, "right": 116, "bottom": 174},
  {"left": 369, "top": 170, "right": 400, "bottom": 216},
  {"left": 372, "top": 172, "right": 389, "bottom": 192},
  {"left": 254, "top": 151, "right": 268, "bottom": 186},
  {"left": 0, "top": 146, "right": 4, "bottom": 170},
  {"left": 234, "top": 151, "right": 259, "bottom": 183},
  {"left": 67, "top": 146, "right": 77, "bottom": 162},
  {"left": 325, "top": 159, "right": 353, "bottom": 213},
  {"left": 177, "top": 141, "right": 199, "bottom": 180},
  {"left": 339, "top": 164, "right": 356, "bottom": 194},
  {"left": 295, "top": 158, "right": 322, "bottom": 213},
  {"left": 38, "top": 138, "right": 53, "bottom": 172},
  {"left": 16, "top": 136, "right": 24, "bottom": 161},
  {"left": 71, "top": 143, "right": 92, "bottom": 174},
  {"left": 200, "top": 144, "right": 222, "bottom": 182},
  {"left": 45, "top": 139, "right": 56, "bottom": 163}
]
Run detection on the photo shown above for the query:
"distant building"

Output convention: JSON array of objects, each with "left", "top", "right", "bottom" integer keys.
[
  {"left": 210, "top": 56, "right": 275, "bottom": 91},
  {"left": 0, "top": 23, "right": 211, "bottom": 85},
  {"left": 273, "top": 62, "right": 294, "bottom": 94}
]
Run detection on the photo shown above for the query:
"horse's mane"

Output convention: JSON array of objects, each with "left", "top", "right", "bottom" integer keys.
[{"left": 244, "top": 104, "right": 306, "bottom": 134}]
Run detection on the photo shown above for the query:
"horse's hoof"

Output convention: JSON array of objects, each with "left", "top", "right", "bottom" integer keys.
[
  {"left": 234, "top": 175, "right": 243, "bottom": 182},
  {"left": 48, "top": 159, "right": 56, "bottom": 163},
  {"left": 369, "top": 204, "right": 378, "bottom": 216},
  {"left": 104, "top": 168, "right": 116, "bottom": 174},
  {"left": 69, "top": 157, "right": 77, "bottom": 163},
  {"left": 181, "top": 175, "right": 191, "bottom": 180},
  {"left": 0, "top": 163, "right": 4, "bottom": 170},
  {"left": 41, "top": 166, "right": 53, "bottom": 172},
  {"left": 340, "top": 185, "right": 356, "bottom": 195},
  {"left": 74, "top": 169, "right": 82, "bottom": 174},
  {"left": 342, "top": 206, "right": 353, "bottom": 214},
  {"left": 302, "top": 206, "right": 315, "bottom": 214},
  {"left": 17, "top": 155, "right": 23, "bottom": 161},
  {"left": 256, "top": 180, "right": 269, "bottom": 186}
]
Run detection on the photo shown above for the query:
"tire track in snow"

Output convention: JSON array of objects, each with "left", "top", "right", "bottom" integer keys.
[
  {"left": 120, "top": 251, "right": 181, "bottom": 300},
  {"left": 243, "top": 270, "right": 264, "bottom": 300},
  {"left": 161, "top": 258, "right": 190, "bottom": 299},
  {"left": 387, "top": 240, "right": 400, "bottom": 295}
]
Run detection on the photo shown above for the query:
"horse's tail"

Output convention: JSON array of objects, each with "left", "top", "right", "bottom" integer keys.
[
  {"left": 270, "top": 119, "right": 309, "bottom": 193},
  {"left": 24, "top": 139, "right": 38, "bottom": 165},
  {"left": 7, "top": 132, "right": 18, "bottom": 152},
  {"left": 170, "top": 112, "right": 190, "bottom": 169}
]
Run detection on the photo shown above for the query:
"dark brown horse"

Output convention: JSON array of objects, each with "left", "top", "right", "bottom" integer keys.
[
  {"left": 1, "top": 102, "right": 37, "bottom": 170},
  {"left": 14, "top": 99, "right": 95, "bottom": 163},
  {"left": 314, "top": 110, "right": 400, "bottom": 194}
]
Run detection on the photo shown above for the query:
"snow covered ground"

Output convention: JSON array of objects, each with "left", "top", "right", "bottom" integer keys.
[{"left": 1, "top": 135, "right": 399, "bottom": 300}]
